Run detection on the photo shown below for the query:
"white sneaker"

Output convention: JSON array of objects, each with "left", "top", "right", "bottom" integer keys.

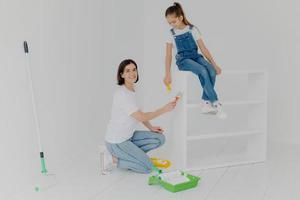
[
  {"left": 201, "top": 100, "right": 217, "bottom": 114},
  {"left": 100, "top": 145, "right": 115, "bottom": 175},
  {"left": 213, "top": 102, "right": 227, "bottom": 119}
]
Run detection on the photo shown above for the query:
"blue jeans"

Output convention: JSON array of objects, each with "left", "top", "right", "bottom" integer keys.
[
  {"left": 105, "top": 130, "right": 165, "bottom": 174},
  {"left": 171, "top": 27, "right": 219, "bottom": 103},
  {"left": 177, "top": 55, "right": 218, "bottom": 103}
]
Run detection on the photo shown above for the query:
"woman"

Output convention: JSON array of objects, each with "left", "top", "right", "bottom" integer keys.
[{"left": 104, "top": 59, "right": 177, "bottom": 174}]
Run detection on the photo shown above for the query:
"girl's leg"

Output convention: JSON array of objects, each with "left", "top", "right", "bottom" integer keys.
[
  {"left": 197, "top": 74, "right": 209, "bottom": 101},
  {"left": 105, "top": 140, "right": 153, "bottom": 174},
  {"left": 177, "top": 58, "right": 218, "bottom": 103},
  {"left": 131, "top": 130, "right": 165, "bottom": 153},
  {"left": 194, "top": 56, "right": 217, "bottom": 101}
]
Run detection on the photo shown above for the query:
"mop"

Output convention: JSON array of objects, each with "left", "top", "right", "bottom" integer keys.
[{"left": 23, "top": 41, "right": 57, "bottom": 192}]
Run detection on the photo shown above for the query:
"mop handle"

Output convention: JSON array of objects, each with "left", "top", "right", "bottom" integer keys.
[
  {"left": 23, "top": 41, "right": 47, "bottom": 174},
  {"left": 24, "top": 41, "right": 29, "bottom": 53},
  {"left": 23, "top": 41, "right": 41, "bottom": 148}
]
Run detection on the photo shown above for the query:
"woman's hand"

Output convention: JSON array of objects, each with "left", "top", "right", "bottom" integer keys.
[
  {"left": 214, "top": 65, "right": 222, "bottom": 75},
  {"left": 132, "top": 100, "right": 176, "bottom": 123},
  {"left": 150, "top": 126, "right": 164, "bottom": 134},
  {"left": 162, "top": 100, "right": 176, "bottom": 112},
  {"left": 164, "top": 74, "right": 172, "bottom": 87}
]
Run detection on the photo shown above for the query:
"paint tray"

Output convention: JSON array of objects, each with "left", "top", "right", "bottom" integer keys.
[{"left": 148, "top": 170, "right": 200, "bottom": 192}]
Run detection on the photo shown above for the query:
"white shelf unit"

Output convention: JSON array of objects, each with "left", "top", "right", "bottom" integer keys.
[{"left": 168, "top": 69, "right": 268, "bottom": 170}]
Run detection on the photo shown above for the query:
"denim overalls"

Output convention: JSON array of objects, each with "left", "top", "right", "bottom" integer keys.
[{"left": 171, "top": 25, "right": 218, "bottom": 103}]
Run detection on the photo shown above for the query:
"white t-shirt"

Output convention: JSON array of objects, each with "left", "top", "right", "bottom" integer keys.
[
  {"left": 166, "top": 25, "right": 202, "bottom": 55},
  {"left": 105, "top": 85, "right": 140, "bottom": 143}
]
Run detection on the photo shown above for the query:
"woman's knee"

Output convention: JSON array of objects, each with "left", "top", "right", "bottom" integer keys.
[
  {"left": 154, "top": 133, "right": 165, "bottom": 147},
  {"left": 159, "top": 134, "right": 166, "bottom": 146}
]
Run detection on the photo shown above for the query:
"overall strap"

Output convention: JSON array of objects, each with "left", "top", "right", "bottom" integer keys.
[{"left": 170, "top": 28, "right": 176, "bottom": 36}]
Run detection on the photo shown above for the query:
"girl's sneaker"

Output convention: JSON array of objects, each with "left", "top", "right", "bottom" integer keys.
[
  {"left": 201, "top": 100, "right": 216, "bottom": 114},
  {"left": 213, "top": 102, "right": 227, "bottom": 119}
]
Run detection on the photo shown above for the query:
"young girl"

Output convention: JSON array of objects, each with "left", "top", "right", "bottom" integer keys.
[
  {"left": 104, "top": 59, "right": 177, "bottom": 174},
  {"left": 164, "top": 2, "right": 226, "bottom": 119}
]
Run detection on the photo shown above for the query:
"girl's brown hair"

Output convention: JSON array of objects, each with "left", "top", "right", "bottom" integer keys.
[
  {"left": 117, "top": 59, "right": 139, "bottom": 85},
  {"left": 165, "top": 2, "right": 192, "bottom": 26}
]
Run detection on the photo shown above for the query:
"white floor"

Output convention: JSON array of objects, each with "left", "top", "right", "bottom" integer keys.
[{"left": 10, "top": 142, "right": 300, "bottom": 200}]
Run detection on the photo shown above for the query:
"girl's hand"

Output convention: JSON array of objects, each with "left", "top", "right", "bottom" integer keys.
[
  {"left": 162, "top": 100, "right": 176, "bottom": 112},
  {"left": 150, "top": 126, "right": 164, "bottom": 134},
  {"left": 164, "top": 74, "right": 172, "bottom": 86},
  {"left": 215, "top": 66, "right": 222, "bottom": 75}
]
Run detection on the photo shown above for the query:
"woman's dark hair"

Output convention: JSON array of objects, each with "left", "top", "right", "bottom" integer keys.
[
  {"left": 165, "top": 2, "right": 192, "bottom": 26},
  {"left": 117, "top": 59, "right": 139, "bottom": 85}
]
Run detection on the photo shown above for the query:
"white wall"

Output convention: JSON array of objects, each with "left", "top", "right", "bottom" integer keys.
[
  {"left": 1, "top": 0, "right": 300, "bottom": 198},
  {"left": 0, "top": 0, "right": 144, "bottom": 198},
  {"left": 273, "top": 0, "right": 300, "bottom": 145},
  {"left": 0, "top": 0, "right": 42, "bottom": 197},
  {"left": 142, "top": 0, "right": 282, "bottom": 158},
  {"left": 142, "top": 0, "right": 300, "bottom": 147}
]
